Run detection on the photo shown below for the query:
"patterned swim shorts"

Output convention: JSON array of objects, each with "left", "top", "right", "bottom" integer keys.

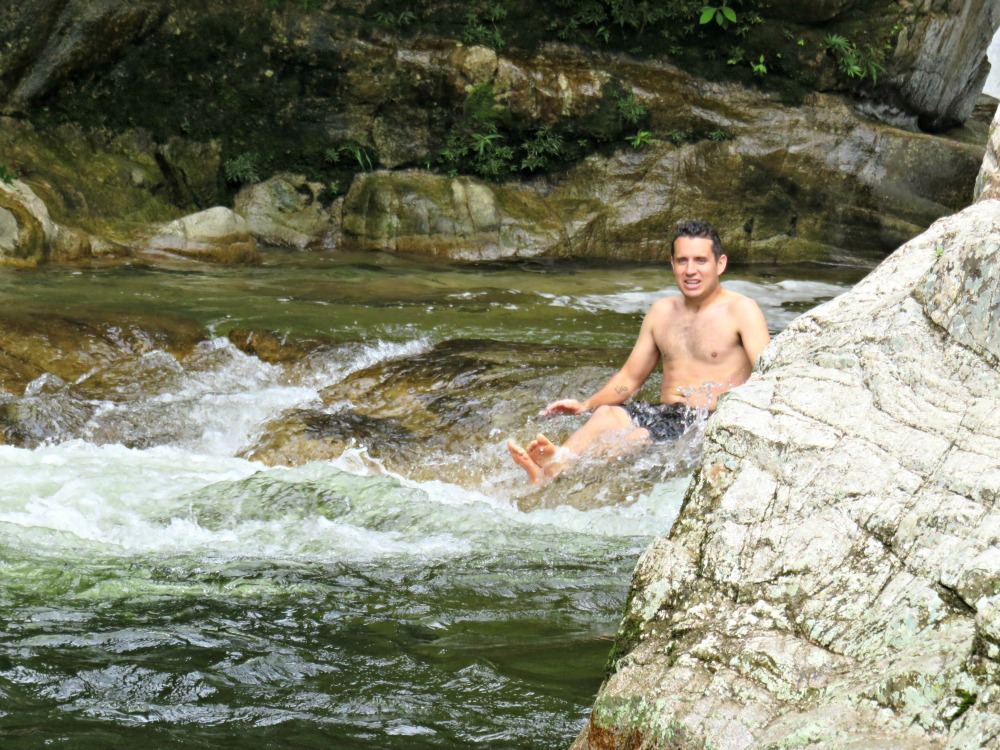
[{"left": 622, "top": 402, "right": 694, "bottom": 442}]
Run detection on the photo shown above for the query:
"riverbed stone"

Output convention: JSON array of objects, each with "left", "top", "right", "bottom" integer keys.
[
  {"left": 143, "top": 206, "right": 259, "bottom": 264},
  {"left": 575, "top": 202, "right": 1000, "bottom": 746}
]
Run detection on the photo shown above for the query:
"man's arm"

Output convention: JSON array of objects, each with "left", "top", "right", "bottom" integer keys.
[
  {"left": 735, "top": 297, "right": 770, "bottom": 366},
  {"left": 543, "top": 304, "right": 663, "bottom": 415}
]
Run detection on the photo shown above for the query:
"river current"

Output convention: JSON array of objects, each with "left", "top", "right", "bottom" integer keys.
[{"left": 0, "top": 251, "right": 867, "bottom": 748}]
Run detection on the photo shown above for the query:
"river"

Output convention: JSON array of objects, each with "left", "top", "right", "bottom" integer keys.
[{"left": 0, "top": 250, "right": 868, "bottom": 748}]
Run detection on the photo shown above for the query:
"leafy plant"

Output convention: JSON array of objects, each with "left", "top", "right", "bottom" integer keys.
[
  {"left": 374, "top": 10, "right": 416, "bottom": 27},
  {"left": 462, "top": 1, "right": 508, "bottom": 50},
  {"left": 0, "top": 164, "right": 19, "bottom": 185},
  {"left": 615, "top": 92, "right": 648, "bottom": 126},
  {"left": 520, "top": 125, "right": 564, "bottom": 171},
  {"left": 223, "top": 153, "right": 261, "bottom": 184},
  {"left": 336, "top": 142, "right": 377, "bottom": 172},
  {"left": 708, "top": 128, "right": 732, "bottom": 141},
  {"left": 627, "top": 130, "right": 655, "bottom": 148},
  {"left": 825, "top": 34, "right": 885, "bottom": 83},
  {"left": 700, "top": 1, "right": 737, "bottom": 27},
  {"left": 750, "top": 54, "right": 767, "bottom": 76}
]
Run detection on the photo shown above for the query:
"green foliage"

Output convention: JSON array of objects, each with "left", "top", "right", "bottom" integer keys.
[
  {"left": 707, "top": 128, "right": 731, "bottom": 141},
  {"left": 700, "top": 1, "right": 737, "bottom": 28},
  {"left": 374, "top": 10, "right": 416, "bottom": 28},
  {"left": 669, "top": 129, "right": 692, "bottom": 144},
  {"left": 223, "top": 153, "right": 261, "bottom": 184},
  {"left": 520, "top": 125, "right": 564, "bottom": 171},
  {"left": 750, "top": 54, "right": 767, "bottom": 76},
  {"left": 615, "top": 92, "right": 648, "bottom": 126},
  {"left": 628, "top": 130, "right": 655, "bottom": 148},
  {"left": 326, "top": 141, "right": 377, "bottom": 172},
  {"left": 825, "top": 34, "right": 885, "bottom": 84},
  {"left": 0, "top": 164, "right": 19, "bottom": 185},
  {"left": 462, "top": 0, "right": 508, "bottom": 49}
]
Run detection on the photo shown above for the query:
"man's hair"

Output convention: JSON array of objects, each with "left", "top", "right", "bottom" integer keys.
[{"left": 672, "top": 219, "right": 723, "bottom": 259}]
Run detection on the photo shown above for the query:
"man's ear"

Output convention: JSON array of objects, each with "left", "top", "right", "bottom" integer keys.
[{"left": 718, "top": 254, "right": 728, "bottom": 274}]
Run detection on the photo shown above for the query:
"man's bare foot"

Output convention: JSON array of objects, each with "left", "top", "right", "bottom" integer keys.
[
  {"left": 507, "top": 440, "right": 546, "bottom": 484},
  {"left": 527, "top": 433, "right": 558, "bottom": 467}
]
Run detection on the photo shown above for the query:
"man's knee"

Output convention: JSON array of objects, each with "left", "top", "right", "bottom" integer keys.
[{"left": 591, "top": 404, "right": 630, "bottom": 427}]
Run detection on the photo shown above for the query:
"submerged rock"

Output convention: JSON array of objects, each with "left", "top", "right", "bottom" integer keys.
[{"left": 578, "top": 123, "right": 1000, "bottom": 749}]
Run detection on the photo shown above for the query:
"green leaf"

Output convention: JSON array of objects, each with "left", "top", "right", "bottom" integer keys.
[
  {"left": 699, "top": 7, "right": 716, "bottom": 25},
  {"left": 722, "top": 6, "right": 737, "bottom": 23}
]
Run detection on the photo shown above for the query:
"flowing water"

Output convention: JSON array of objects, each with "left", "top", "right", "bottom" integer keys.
[{"left": 0, "top": 251, "right": 868, "bottom": 748}]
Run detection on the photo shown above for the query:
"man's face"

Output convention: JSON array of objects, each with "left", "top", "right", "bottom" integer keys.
[{"left": 670, "top": 236, "right": 727, "bottom": 300}]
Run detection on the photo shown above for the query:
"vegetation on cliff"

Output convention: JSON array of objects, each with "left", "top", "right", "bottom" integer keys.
[{"left": 6, "top": 0, "right": 905, "bottom": 196}]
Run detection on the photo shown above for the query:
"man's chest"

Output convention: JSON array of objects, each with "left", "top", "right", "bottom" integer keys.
[{"left": 657, "top": 313, "right": 739, "bottom": 363}]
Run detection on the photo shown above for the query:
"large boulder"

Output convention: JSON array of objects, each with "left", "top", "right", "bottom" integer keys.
[
  {"left": 0, "top": 178, "right": 92, "bottom": 264},
  {"left": 234, "top": 173, "right": 338, "bottom": 249},
  {"left": 143, "top": 207, "right": 259, "bottom": 264},
  {"left": 577, "top": 116, "right": 1000, "bottom": 748},
  {"left": 883, "top": 0, "right": 1000, "bottom": 131},
  {"left": 341, "top": 170, "right": 564, "bottom": 259}
]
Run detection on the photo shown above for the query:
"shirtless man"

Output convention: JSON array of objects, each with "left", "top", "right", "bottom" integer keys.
[{"left": 508, "top": 219, "right": 770, "bottom": 484}]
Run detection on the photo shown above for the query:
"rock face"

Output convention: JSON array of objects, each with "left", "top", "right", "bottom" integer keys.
[
  {"left": 0, "top": 0, "right": 165, "bottom": 112},
  {"left": 343, "top": 72, "right": 985, "bottom": 263},
  {"left": 884, "top": 0, "right": 1000, "bottom": 131},
  {"left": 341, "top": 170, "right": 565, "bottom": 259},
  {"left": 578, "top": 120, "right": 1000, "bottom": 748}
]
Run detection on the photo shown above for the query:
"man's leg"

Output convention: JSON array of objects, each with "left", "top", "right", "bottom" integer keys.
[{"left": 508, "top": 405, "right": 637, "bottom": 483}]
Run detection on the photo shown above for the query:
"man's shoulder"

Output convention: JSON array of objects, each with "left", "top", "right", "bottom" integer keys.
[
  {"left": 721, "top": 287, "right": 763, "bottom": 311},
  {"left": 651, "top": 294, "right": 682, "bottom": 310},
  {"left": 648, "top": 294, "right": 682, "bottom": 318}
]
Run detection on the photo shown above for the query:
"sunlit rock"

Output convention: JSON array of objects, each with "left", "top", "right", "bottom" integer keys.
[
  {"left": 975, "top": 106, "right": 1000, "bottom": 201},
  {"left": 143, "top": 206, "right": 260, "bottom": 264},
  {"left": 883, "top": 0, "right": 1000, "bottom": 130}
]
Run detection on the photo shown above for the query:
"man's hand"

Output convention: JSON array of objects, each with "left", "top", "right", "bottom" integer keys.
[{"left": 541, "top": 399, "right": 588, "bottom": 416}]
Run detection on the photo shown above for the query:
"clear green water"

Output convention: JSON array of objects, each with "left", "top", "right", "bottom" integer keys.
[{"left": 0, "top": 251, "right": 869, "bottom": 748}]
